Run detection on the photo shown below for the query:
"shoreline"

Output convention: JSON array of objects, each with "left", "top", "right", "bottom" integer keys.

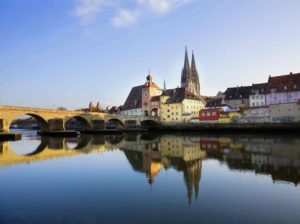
[{"left": 152, "top": 122, "right": 300, "bottom": 133}]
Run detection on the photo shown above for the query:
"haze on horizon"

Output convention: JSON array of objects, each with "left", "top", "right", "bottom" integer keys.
[{"left": 1, "top": 0, "right": 300, "bottom": 110}]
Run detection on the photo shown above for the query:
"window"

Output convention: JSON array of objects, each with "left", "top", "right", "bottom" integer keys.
[
  {"left": 144, "top": 93, "right": 147, "bottom": 97},
  {"left": 212, "top": 112, "right": 216, "bottom": 116},
  {"left": 252, "top": 103, "right": 255, "bottom": 107},
  {"left": 206, "top": 112, "right": 211, "bottom": 116},
  {"left": 252, "top": 96, "right": 255, "bottom": 99},
  {"left": 201, "top": 113, "right": 205, "bottom": 116}
]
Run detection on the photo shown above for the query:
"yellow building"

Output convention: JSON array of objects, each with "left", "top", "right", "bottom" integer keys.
[
  {"left": 160, "top": 87, "right": 205, "bottom": 123},
  {"left": 218, "top": 110, "right": 242, "bottom": 123}
]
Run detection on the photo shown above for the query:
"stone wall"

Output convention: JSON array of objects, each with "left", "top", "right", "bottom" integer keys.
[{"left": 269, "top": 102, "right": 300, "bottom": 122}]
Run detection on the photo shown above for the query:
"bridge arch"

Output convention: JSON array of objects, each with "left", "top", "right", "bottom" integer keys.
[
  {"left": 65, "top": 116, "right": 91, "bottom": 131},
  {"left": 9, "top": 113, "right": 49, "bottom": 131},
  {"left": 8, "top": 137, "right": 48, "bottom": 156},
  {"left": 106, "top": 118, "right": 125, "bottom": 129}
]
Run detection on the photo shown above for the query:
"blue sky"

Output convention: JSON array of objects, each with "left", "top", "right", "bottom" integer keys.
[{"left": 1, "top": 0, "right": 300, "bottom": 109}]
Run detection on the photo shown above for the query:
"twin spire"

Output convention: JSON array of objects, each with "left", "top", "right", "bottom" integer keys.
[{"left": 181, "top": 47, "right": 200, "bottom": 96}]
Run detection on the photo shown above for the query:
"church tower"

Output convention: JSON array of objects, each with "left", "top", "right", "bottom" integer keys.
[
  {"left": 191, "top": 51, "right": 200, "bottom": 96},
  {"left": 181, "top": 47, "right": 192, "bottom": 90},
  {"left": 180, "top": 47, "right": 200, "bottom": 96}
]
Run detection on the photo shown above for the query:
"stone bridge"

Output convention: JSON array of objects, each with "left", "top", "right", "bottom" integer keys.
[{"left": 0, "top": 105, "right": 160, "bottom": 133}]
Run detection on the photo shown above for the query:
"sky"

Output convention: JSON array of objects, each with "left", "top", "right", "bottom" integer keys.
[{"left": 1, "top": 0, "right": 300, "bottom": 109}]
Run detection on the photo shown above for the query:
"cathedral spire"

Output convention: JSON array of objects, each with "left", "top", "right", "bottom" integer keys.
[
  {"left": 181, "top": 47, "right": 191, "bottom": 88},
  {"left": 191, "top": 51, "right": 200, "bottom": 96},
  {"left": 163, "top": 80, "right": 166, "bottom": 91},
  {"left": 184, "top": 46, "right": 190, "bottom": 70}
]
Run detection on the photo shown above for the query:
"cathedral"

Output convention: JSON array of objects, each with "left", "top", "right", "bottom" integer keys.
[{"left": 181, "top": 47, "right": 201, "bottom": 96}]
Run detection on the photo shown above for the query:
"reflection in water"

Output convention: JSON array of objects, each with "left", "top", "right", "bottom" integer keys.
[
  {"left": 1, "top": 133, "right": 300, "bottom": 189},
  {"left": 1, "top": 132, "right": 300, "bottom": 224}
]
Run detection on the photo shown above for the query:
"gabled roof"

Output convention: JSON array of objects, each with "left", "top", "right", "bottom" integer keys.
[
  {"left": 224, "top": 86, "right": 252, "bottom": 100},
  {"left": 161, "top": 89, "right": 175, "bottom": 97},
  {"left": 121, "top": 85, "right": 143, "bottom": 111},
  {"left": 205, "top": 98, "right": 226, "bottom": 108},
  {"left": 267, "top": 72, "right": 300, "bottom": 93},
  {"left": 164, "top": 87, "right": 205, "bottom": 104},
  {"left": 251, "top": 83, "right": 268, "bottom": 95}
]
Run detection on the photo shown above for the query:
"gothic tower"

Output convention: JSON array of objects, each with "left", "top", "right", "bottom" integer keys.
[
  {"left": 180, "top": 47, "right": 200, "bottom": 96},
  {"left": 181, "top": 47, "right": 192, "bottom": 90},
  {"left": 191, "top": 51, "right": 200, "bottom": 96}
]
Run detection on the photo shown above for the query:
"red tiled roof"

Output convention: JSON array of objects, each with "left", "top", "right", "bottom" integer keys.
[{"left": 267, "top": 72, "right": 300, "bottom": 93}]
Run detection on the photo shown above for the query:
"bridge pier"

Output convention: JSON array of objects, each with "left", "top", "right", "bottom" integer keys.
[
  {"left": 0, "top": 119, "right": 10, "bottom": 133},
  {"left": 39, "top": 118, "right": 78, "bottom": 137},
  {"left": 0, "top": 119, "right": 21, "bottom": 140},
  {"left": 48, "top": 118, "right": 65, "bottom": 131},
  {"left": 92, "top": 119, "right": 105, "bottom": 130}
]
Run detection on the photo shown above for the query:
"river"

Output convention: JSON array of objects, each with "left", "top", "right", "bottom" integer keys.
[{"left": 0, "top": 130, "right": 300, "bottom": 224}]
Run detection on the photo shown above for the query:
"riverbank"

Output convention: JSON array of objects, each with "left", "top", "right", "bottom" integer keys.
[{"left": 154, "top": 122, "right": 300, "bottom": 133}]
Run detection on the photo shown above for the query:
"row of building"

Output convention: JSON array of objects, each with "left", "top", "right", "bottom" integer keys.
[
  {"left": 120, "top": 47, "right": 300, "bottom": 123},
  {"left": 201, "top": 72, "right": 300, "bottom": 123},
  {"left": 222, "top": 72, "right": 300, "bottom": 109}
]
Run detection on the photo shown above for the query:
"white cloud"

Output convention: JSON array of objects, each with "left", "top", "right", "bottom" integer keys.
[
  {"left": 111, "top": 9, "right": 140, "bottom": 28},
  {"left": 73, "top": 0, "right": 117, "bottom": 24},
  {"left": 73, "top": 0, "right": 194, "bottom": 27},
  {"left": 137, "top": 0, "right": 193, "bottom": 14}
]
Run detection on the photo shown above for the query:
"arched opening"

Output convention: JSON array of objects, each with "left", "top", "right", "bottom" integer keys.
[
  {"left": 9, "top": 114, "right": 49, "bottom": 133},
  {"left": 150, "top": 108, "right": 159, "bottom": 117},
  {"left": 9, "top": 136, "right": 48, "bottom": 156},
  {"left": 140, "top": 120, "right": 160, "bottom": 129},
  {"left": 65, "top": 138, "right": 81, "bottom": 149},
  {"left": 65, "top": 135, "right": 91, "bottom": 150},
  {"left": 144, "top": 110, "right": 149, "bottom": 117},
  {"left": 65, "top": 116, "right": 91, "bottom": 131},
  {"left": 106, "top": 119, "right": 124, "bottom": 129}
]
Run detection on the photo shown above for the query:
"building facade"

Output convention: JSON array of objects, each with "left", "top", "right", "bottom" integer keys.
[
  {"left": 224, "top": 86, "right": 252, "bottom": 109},
  {"left": 266, "top": 72, "right": 300, "bottom": 105},
  {"left": 199, "top": 108, "right": 223, "bottom": 123},
  {"left": 141, "top": 74, "right": 162, "bottom": 116},
  {"left": 121, "top": 75, "right": 162, "bottom": 116},
  {"left": 249, "top": 83, "right": 267, "bottom": 107},
  {"left": 160, "top": 88, "right": 205, "bottom": 123}
]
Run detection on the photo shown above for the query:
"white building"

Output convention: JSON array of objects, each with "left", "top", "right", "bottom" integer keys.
[{"left": 249, "top": 83, "right": 267, "bottom": 107}]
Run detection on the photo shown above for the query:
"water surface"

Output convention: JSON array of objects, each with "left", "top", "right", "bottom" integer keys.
[{"left": 1, "top": 130, "right": 300, "bottom": 224}]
